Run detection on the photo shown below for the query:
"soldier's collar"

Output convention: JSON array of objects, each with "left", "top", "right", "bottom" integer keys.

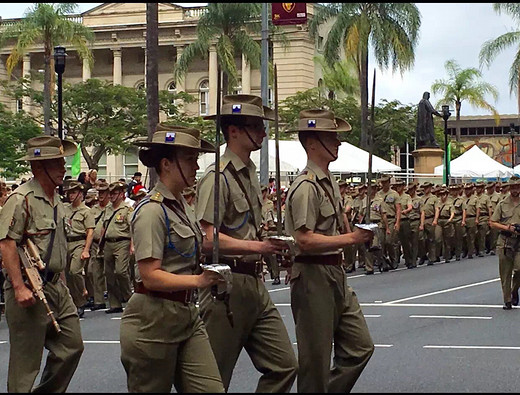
[
  {"left": 221, "top": 146, "right": 255, "bottom": 173},
  {"left": 31, "top": 178, "right": 59, "bottom": 207},
  {"left": 306, "top": 160, "right": 330, "bottom": 181},
  {"left": 153, "top": 180, "right": 177, "bottom": 202}
]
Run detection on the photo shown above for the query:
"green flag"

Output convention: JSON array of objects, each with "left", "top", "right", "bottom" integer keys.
[
  {"left": 71, "top": 143, "right": 81, "bottom": 178},
  {"left": 444, "top": 142, "right": 451, "bottom": 184}
]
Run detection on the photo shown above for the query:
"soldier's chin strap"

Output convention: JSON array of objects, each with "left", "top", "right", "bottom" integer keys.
[
  {"left": 174, "top": 155, "right": 190, "bottom": 189},
  {"left": 43, "top": 166, "right": 60, "bottom": 189},
  {"left": 315, "top": 133, "right": 338, "bottom": 161},
  {"left": 241, "top": 126, "right": 263, "bottom": 151}
]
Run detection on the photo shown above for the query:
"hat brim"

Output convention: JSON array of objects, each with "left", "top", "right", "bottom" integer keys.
[
  {"left": 285, "top": 117, "right": 352, "bottom": 134},
  {"left": 203, "top": 106, "right": 275, "bottom": 121},
  {"left": 64, "top": 185, "right": 84, "bottom": 192},
  {"left": 17, "top": 139, "right": 77, "bottom": 161},
  {"left": 133, "top": 138, "right": 215, "bottom": 153}
]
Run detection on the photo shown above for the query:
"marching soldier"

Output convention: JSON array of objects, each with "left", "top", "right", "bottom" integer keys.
[
  {"left": 261, "top": 184, "right": 281, "bottom": 285},
  {"left": 450, "top": 184, "right": 465, "bottom": 261},
  {"left": 420, "top": 182, "right": 439, "bottom": 265},
  {"left": 120, "top": 125, "right": 225, "bottom": 392},
  {"left": 352, "top": 185, "right": 367, "bottom": 270},
  {"left": 395, "top": 180, "right": 414, "bottom": 268},
  {"left": 88, "top": 180, "right": 110, "bottom": 310},
  {"left": 486, "top": 181, "right": 500, "bottom": 255},
  {"left": 340, "top": 180, "right": 356, "bottom": 273},
  {"left": 64, "top": 181, "right": 95, "bottom": 318},
  {"left": 0, "top": 136, "right": 84, "bottom": 392},
  {"left": 475, "top": 182, "right": 491, "bottom": 257},
  {"left": 285, "top": 108, "right": 374, "bottom": 392},
  {"left": 196, "top": 94, "right": 298, "bottom": 392},
  {"left": 463, "top": 183, "right": 478, "bottom": 259},
  {"left": 406, "top": 182, "right": 422, "bottom": 268},
  {"left": 433, "top": 187, "right": 455, "bottom": 263},
  {"left": 376, "top": 176, "right": 402, "bottom": 269},
  {"left": 489, "top": 178, "right": 520, "bottom": 310},
  {"left": 500, "top": 182, "right": 510, "bottom": 200},
  {"left": 364, "top": 182, "right": 389, "bottom": 273},
  {"left": 98, "top": 181, "right": 134, "bottom": 314}
]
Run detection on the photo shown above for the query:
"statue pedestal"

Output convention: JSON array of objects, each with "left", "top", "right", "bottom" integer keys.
[{"left": 412, "top": 148, "right": 444, "bottom": 183}]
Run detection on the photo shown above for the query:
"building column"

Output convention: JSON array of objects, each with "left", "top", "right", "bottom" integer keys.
[
  {"left": 208, "top": 45, "right": 217, "bottom": 115},
  {"left": 142, "top": 46, "right": 147, "bottom": 87},
  {"left": 22, "top": 54, "right": 31, "bottom": 110},
  {"left": 242, "top": 53, "right": 251, "bottom": 94},
  {"left": 176, "top": 45, "right": 185, "bottom": 92},
  {"left": 0, "top": 57, "right": 10, "bottom": 108},
  {"left": 82, "top": 57, "right": 91, "bottom": 81},
  {"left": 112, "top": 48, "right": 122, "bottom": 85}
]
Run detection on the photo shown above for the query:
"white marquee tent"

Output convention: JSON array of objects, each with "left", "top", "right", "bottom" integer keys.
[
  {"left": 434, "top": 145, "right": 514, "bottom": 179},
  {"left": 198, "top": 140, "right": 401, "bottom": 174}
]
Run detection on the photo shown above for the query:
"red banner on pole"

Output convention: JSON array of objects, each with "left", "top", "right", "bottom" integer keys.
[{"left": 272, "top": 3, "right": 307, "bottom": 26}]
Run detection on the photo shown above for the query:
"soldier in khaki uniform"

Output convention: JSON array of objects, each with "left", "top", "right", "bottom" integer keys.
[
  {"left": 463, "top": 183, "right": 478, "bottom": 259},
  {"left": 376, "top": 176, "right": 401, "bottom": 269},
  {"left": 395, "top": 180, "right": 414, "bottom": 268},
  {"left": 490, "top": 178, "right": 520, "bottom": 310},
  {"left": 486, "top": 182, "right": 500, "bottom": 255},
  {"left": 450, "top": 184, "right": 465, "bottom": 261},
  {"left": 0, "top": 136, "right": 84, "bottom": 392},
  {"left": 352, "top": 185, "right": 367, "bottom": 270},
  {"left": 364, "top": 183, "right": 389, "bottom": 273},
  {"left": 340, "top": 180, "right": 356, "bottom": 272},
  {"left": 433, "top": 187, "right": 455, "bottom": 263},
  {"left": 261, "top": 184, "right": 281, "bottom": 285},
  {"left": 406, "top": 182, "right": 421, "bottom": 268},
  {"left": 98, "top": 181, "right": 134, "bottom": 314},
  {"left": 88, "top": 180, "right": 110, "bottom": 310},
  {"left": 196, "top": 95, "right": 297, "bottom": 392},
  {"left": 420, "top": 182, "right": 439, "bottom": 265},
  {"left": 475, "top": 182, "right": 491, "bottom": 257},
  {"left": 64, "top": 181, "right": 95, "bottom": 318},
  {"left": 285, "top": 109, "right": 374, "bottom": 392},
  {"left": 120, "top": 125, "right": 224, "bottom": 392}
]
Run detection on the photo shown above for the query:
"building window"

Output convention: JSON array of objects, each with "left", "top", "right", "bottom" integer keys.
[
  {"left": 199, "top": 79, "right": 209, "bottom": 116},
  {"left": 318, "top": 78, "right": 324, "bottom": 99},
  {"left": 16, "top": 99, "right": 23, "bottom": 113},
  {"left": 317, "top": 35, "right": 324, "bottom": 51},
  {"left": 268, "top": 86, "right": 274, "bottom": 107},
  {"left": 167, "top": 81, "right": 178, "bottom": 116},
  {"left": 232, "top": 80, "right": 242, "bottom": 95},
  {"left": 124, "top": 147, "right": 139, "bottom": 178},
  {"left": 328, "top": 90, "right": 336, "bottom": 100},
  {"left": 135, "top": 81, "right": 145, "bottom": 90}
]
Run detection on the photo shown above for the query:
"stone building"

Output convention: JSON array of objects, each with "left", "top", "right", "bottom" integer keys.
[{"left": 0, "top": 2, "right": 334, "bottom": 182}]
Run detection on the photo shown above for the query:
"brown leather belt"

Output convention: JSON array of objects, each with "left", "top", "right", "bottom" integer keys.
[
  {"left": 218, "top": 257, "right": 262, "bottom": 277},
  {"left": 134, "top": 282, "right": 194, "bottom": 304},
  {"left": 67, "top": 235, "right": 86, "bottom": 242},
  {"left": 295, "top": 253, "right": 342, "bottom": 266},
  {"left": 105, "top": 237, "right": 131, "bottom": 242}
]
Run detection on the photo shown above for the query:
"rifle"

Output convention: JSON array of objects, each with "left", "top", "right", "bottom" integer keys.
[{"left": 17, "top": 238, "right": 61, "bottom": 333}]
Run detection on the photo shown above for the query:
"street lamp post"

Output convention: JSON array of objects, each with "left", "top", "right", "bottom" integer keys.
[
  {"left": 441, "top": 105, "right": 452, "bottom": 185},
  {"left": 510, "top": 123, "right": 516, "bottom": 169},
  {"left": 54, "top": 46, "right": 67, "bottom": 140}
]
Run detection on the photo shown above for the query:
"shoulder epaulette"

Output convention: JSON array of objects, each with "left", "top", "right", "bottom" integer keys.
[{"left": 150, "top": 191, "right": 163, "bottom": 203}]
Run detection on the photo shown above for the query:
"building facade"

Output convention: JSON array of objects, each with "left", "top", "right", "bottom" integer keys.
[{"left": 0, "top": 2, "right": 334, "bottom": 182}]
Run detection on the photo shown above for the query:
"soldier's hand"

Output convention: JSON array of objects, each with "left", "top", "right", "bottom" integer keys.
[
  {"left": 260, "top": 238, "right": 288, "bottom": 255},
  {"left": 14, "top": 284, "right": 36, "bottom": 308},
  {"left": 198, "top": 270, "right": 224, "bottom": 288},
  {"left": 350, "top": 228, "right": 373, "bottom": 244},
  {"left": 419, "top": 224, "right": 424, "bottom": 231},
  {"left": 432, "top": 221, "right": 437, "bottom": 226},
  {"left": 386, "top": 228, "right": 391, "bottom": 235},
  {"left": 81, "top": 250, "right": 90, "bottom": 260},
  {"left": 394, "top": 223, "right": 400, "bottom": 231}
]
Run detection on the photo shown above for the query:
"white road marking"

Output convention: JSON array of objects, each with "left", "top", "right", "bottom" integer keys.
[
  {"left": 410, "top": 315, "right": 492, "bottom": 320},
  {"left": 0, "top": 341, "right": 7, "bottom": 344},
  {"left": 385, "top": 278, "right": 500, "bottom": 304},
  {"left": 292, "top": 342, "right": 392, "bottom": 348},
  {"left": 424, "top": 345, "right": 520, "bottom": 350},
  {"left": 360, "top": 303, "right": 509, "bottom": 309},
  {"left": 363, "top": 315, "right": 381, "bottom": 318},
  {"left": 268, "top": 287, "right": 290, "bottom": 293},
  {"left": 83, "top": 340, "right": 120, "bottom": 344},
  {"left": 111, "top": 317, "right": 122, "bottom": 320}
]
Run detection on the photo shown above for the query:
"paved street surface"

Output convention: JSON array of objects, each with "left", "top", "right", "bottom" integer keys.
[{"left": 1, "top": 254, "right": 520, "bottom": 392}]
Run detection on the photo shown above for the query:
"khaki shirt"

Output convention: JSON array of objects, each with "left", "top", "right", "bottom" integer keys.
[
  {"left": 90, "top": 203, "right": 108, "bottom": 242},
  {"left": 398, "top": 193, "right": 412, "bottom": 220},
  {"left": 488, "top": 192, "right": 501, "bottom": 212},
  {"left": 491, "top": 195, "right": 520, "bottom": 248},
  {"left": 64, "top": 202, "right": 95, "bottom": 238},
  {"left": 196, "top": 147, "right": 263, "bottom": 261},
  {"left": 476, "top": 193, "right": 491, "bottom": 222},
  {"left": 409, "top": 195, "right": 422, "bottom": 221},
  {"left": 132, "top": 181, "right": 202, "bottom": 279},
  {"left": 100, "top": 201, "right": 133, "bottom": 239},
  {"left": 463, "top": 195, "right": 478, "bottom": 217},
  {"left": 0, "top": 178, "right": 67, "bottom": 272},
  {"left": 436, "top": 199, "right": 454, "bottom": 220},
  {"left": 262, "top": 198, "right": 275, "bottom": 229},
  {"left": 368, "top": 196, "right": 386, "bottom": 224},
  {"left": 285, "top": 160, "right": 343, "bottom": 256},
  {"left": 451, "top": 196, "right": 465, "bottom": 223},
  {"left": 421, "top": 193, "right": 438, "bottom": 219},
  {"left": 351, "top": 196, "right": 364, "bottom": 223},
  {"left": 376, "top": 189, "right": 400, "bottom": 220}
]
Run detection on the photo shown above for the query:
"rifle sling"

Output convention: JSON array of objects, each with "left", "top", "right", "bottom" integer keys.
[
  {"left": 226, "top": 163, "right": 259, "bottom": 236},
  {"left": 316, "top": 177, "right": 343, "bottom": 234},
  {"left": 99, "top": 207, "right": 125, "bottom": 246},
  {"left": 41, "top": 205, "right": 58, "bottom": 282}
]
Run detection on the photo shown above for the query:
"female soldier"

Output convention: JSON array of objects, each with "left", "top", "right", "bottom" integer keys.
[
  {"left": 119, "top": 125, "right": 225, "bottom": 393},
  {"left": 432, "top": 187, "right": 455, "bottom": 263}
]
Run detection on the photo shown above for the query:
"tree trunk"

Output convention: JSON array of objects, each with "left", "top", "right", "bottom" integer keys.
[
  {"left": 455, "top": 100, "right": 461, "bottom": 142},
  {"left": 222, "top": 71, "right": 229, "bottom": 96},
  {"left": 359, "top": 49, "right": 369, "bottom": 150},
  {"left": 146, "top": 2, "right": 159, "bottom": 189},
  {"left": 81, "top": 145, "right": 105, "bottom": 171},
  {"left": 43, "top": 43, "right": 52, "bottom": 135}
]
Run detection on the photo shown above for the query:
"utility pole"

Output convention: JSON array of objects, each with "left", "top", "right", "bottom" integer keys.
[
  {"left": 146, "top": 3, "right": 159, "bottom": 189},
  {"left": 260, "top": 2, "right": 269, "bottom": 185}
]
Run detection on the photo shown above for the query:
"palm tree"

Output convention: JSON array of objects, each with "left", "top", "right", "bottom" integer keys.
[
  {"left": 174, "top": 3, "right": 262, "bottom": 96},
  {"left": 309, "top": 3, "right": 421, "bottom": 149},
  {"left": 0, "top": 3, "right": 94, "bottom": 135},
  {"left": 479, "top": 3, "right": 520, "bottom": 115},
  {"left": 314, "top": 55, "right": 360, "bottom": 99},
  {"left": 431, "top": 59, "right": 499, "bottom": 142}
]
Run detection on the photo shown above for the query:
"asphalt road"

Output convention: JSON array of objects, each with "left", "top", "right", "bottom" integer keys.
[{"left": 1, "top": 253, "right": 519, "bottom": 393}]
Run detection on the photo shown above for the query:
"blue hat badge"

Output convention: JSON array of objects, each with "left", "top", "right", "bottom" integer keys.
[
  {"left": 308, "top": 119, "right": 316, "bottom": 128},
  {"left": 232, "top": 104, "right": 242, "bottom": 113},
  {"left": 34, "top": 148, "right": 41, "bottom": 156},
  {"left": 165, "top": 132, "right": 176, "bottom": 143}
]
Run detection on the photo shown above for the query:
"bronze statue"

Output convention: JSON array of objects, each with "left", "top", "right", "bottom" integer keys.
[{"left": 416, "top": 92, "right": 441, "bottom": 148}]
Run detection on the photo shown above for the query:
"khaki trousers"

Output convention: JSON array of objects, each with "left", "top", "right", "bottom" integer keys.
[
  {"left": 498, "top": 246, "right": 520, "bottom": 303},
  {"left": 104, "top": 240, "right": 133, "bottom": 309},
  {"left": 290, "top": 262, "right": 374, "bottom": 392},
  {"left": 4, "top": 280, "right": 84, "bottom": 393},
  {"left": 66, "top": 240, "right": 88, "bottom": 308},
  {"left": 437, "top": 220, "right": 455, "bottom": 260},
  {"left": 477, "top": 219, "right": 489, "bottom": 255},
  {"left": 384, "top": 219, "right": 399, "bottom": 265},
  {"left": 399, "top": 219, "right": 414, "bottom": 267},
  {"left": 424, "top": 220, "right": 438, "bottom": 261},
  {"left": 465, "top": 218, "right": 477, "bottom": 257},
  {"left": 88, "top": 240, "right": 106, "bottom": 305},
  {"left": 120, "top": 293, "right": 224, "bottom": 393},
  {"left": 452, "top": 220, "right": 465, "bottom": 259},
  {"left": 198, "top": 272, "right": 297, "bottom": 392}
]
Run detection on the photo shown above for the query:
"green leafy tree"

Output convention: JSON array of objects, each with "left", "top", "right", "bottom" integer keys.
[
  {"left": 0, "top": 3, "right": 94, "bottom": 135},
  {"left": 479, "top": 3, "right": 520, "bottom": 114},
  {"left": 0, "top": 103, "right": 42, "bottom": 178},
  {"left": 174, "top": 3, "right": 262, "bottom": 95},
  {"left": 431, "top": 59, "right": 500, "bottom": 142},
  {"left": 309, "top": 3, "right": 421, "bottom": 149},
  {"left": 314, "top": 55, "right": 360, "bottom": 98}
]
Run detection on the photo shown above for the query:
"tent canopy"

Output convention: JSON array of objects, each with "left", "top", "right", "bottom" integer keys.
[
  {"left": 198, "top": 140, "right": 401, "bottom": 174},
  {"left": 434, "top": 145, "right": 514, "bottom": 178}
]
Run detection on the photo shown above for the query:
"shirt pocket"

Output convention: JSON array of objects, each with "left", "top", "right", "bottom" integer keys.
[
  {"left": 30, "top": 217, "right": 56, "bottom": 247},
  {"left": 223, "top": 194, "right": 249, "bottom": 231},
  {"left": 317, "top": 198, "right": 335, "bottom": 231},
  {"left": 167, "top": 220, "right": 197, "bottom": 259}
]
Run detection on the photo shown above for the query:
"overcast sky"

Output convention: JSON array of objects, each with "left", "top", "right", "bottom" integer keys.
[{"left": 2, "top": 3, "right": 519, "bottom": 116}]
